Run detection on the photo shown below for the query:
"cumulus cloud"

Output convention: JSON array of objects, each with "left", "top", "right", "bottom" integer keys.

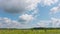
[
  {"left": 0, "top": 0, "right": 60, "bottom": 28},
  {"left": 0, "top": 0, "right": 58, "bottom": 15},
  {"left": 32, "top": 9, "right": 39, "bottom": 15},
  {"left": 0, "top": 0, "right": 40, "bottom": 14},
  {"left": 50, "top": 4, "right": 60, "bottom": 14},
  {"left": 30, "top": 9, "right": 40, "bottom": 18},
  {"left": 35, "top": 17, "right": 60, "bottom": 28},
  {"left": 35, "top": 20, "right": 51, "bottom": 28},
  {"left": 40, "top": 0, "right": 58, "bottom": 6},
  {"left": 0, "top": 0, "right": 58, "bottom": 14},
  {"left": 51, "top": 17, "right": 60, "bottom": 27},
  {"left": 0, "top": 17, "right": 30, "bottom": 28},
  {"left": 18, "top": 14, "right": 34, "bottom": 24}
]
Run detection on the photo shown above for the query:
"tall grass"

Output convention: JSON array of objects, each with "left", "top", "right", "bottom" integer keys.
[{"left": 0, "top": 29, "right": 60, "bottom": 34}]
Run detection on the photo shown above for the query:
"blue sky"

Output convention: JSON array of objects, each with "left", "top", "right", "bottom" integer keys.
[{"left": 0, "top": 0, "right": 60, "bottom": 28}]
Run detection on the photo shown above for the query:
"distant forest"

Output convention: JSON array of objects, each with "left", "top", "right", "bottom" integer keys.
[{"left": 0, "top": 27, "right": 60, "bottom": 30}]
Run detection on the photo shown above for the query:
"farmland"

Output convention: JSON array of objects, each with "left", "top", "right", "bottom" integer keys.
[{"left": 0, "top": 29, "right": 60, "bottom": 34}]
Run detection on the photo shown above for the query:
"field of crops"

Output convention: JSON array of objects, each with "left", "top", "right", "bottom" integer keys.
[{"left": 0, "top": 29, "right": 60, "bottom": 34}]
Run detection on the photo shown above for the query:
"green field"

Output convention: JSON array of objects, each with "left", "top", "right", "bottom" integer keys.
[{"left": 0, "top": 29, "right": 60, "bottom": 34}]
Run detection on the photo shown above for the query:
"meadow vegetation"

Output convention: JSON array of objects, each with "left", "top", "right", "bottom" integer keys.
[{"left": 0, "top": 28, "right": 60, "bottom": 34}]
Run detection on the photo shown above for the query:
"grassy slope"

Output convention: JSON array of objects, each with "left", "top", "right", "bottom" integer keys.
[{"left": 0, "top": 29, "right": 60, "bottom": 34}]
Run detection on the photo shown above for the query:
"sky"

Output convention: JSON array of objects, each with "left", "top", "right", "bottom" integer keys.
[{"left": 0, "top": 0, "right": 60, "bottom": 29}]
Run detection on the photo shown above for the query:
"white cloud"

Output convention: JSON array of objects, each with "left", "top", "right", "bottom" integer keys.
[
  {"left": 26, "top": 0, "right": 41, "bottom": 10},
  {"left": 0, "top": 0, "right": 40, "bottom": 14},
  {"left": 31, "top": 9, "right": 39, "bottom": 18},
  {"left": 35, "top": 17, "right": 60, "bottom": 28},
  {"left": 35, "top": 20, "right": 51, "bottom": 28},
  {"left": 32, "top": 9, "right": 39, "bottom": 15},
  {"left": 51, "top": 17, "right": 60, "bottom": 27},
  {"left": 0, "top": 0, "right": 58, "bottom": 14},
  {"left": 50, "top": 4, "right": 60, "bottom": 14},
  {"left": 0, "top": 17, "right": 30, "bottom": 28},
  {"left": 18, "top": 14, "right": 34, "bottom": 24},
  {"left": 40, "top": 0, "right": 58, "bottom": 6}
]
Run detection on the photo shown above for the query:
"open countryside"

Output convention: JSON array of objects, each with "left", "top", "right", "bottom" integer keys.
[{"left": 0, "top": 28, "right": 60, "bottom": 34}]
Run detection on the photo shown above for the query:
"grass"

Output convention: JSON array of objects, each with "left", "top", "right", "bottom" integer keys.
[{"left": 0, "top": 29, "right": 60, "bottom": 34}]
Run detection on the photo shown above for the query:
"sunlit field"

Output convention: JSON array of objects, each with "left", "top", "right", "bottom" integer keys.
[{"left": 0, "top": 29, "right": 60, "bottom": 34}]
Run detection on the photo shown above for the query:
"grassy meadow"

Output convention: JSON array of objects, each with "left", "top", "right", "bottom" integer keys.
[{"left": 0, "top": 29, "right": 60, "bottom": 34}]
